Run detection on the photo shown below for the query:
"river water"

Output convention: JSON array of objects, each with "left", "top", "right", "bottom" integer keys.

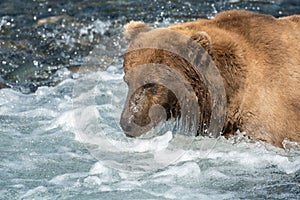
[{"left": 0, "top": 0, "right": 299, "bottom": 199}]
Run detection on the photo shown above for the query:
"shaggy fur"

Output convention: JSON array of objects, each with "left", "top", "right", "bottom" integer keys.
[{"left": 121, "top": 10, "right": 300, "bottom": 148}]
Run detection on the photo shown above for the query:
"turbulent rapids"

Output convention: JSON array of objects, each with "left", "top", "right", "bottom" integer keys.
[{"left": 0, "top": 0, "right": 299, "bottom": 199}]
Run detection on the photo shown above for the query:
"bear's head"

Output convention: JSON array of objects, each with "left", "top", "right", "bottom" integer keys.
[{"left": 120, "top": 21, "right": 214, "bottom": 137}]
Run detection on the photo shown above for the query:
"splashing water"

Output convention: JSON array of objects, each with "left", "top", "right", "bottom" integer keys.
[
  {"left": 1, "top": 67, "right": 300, "bottom": 199},
  {"left": 0, "top": 0, "right": 299, "bottom": 199}
]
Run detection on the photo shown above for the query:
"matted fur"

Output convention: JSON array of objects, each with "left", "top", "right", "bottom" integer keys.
[{"left": 122, "top": 10, "right": 300, "bottom": 148}]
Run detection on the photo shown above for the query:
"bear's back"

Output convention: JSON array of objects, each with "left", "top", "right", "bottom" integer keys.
[{"left": 169, "top": 10, "right": 300, "bottom": 147}]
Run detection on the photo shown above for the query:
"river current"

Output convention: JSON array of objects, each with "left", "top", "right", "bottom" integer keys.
[{"left": 0, "top": 0, "right": 299, "bottom": 199}]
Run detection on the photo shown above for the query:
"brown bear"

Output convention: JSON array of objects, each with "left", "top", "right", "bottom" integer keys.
[{"left": 120, "top": 10, "right": 300, "bottom": 148}]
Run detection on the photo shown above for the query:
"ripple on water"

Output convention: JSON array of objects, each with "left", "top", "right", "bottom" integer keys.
[{"left": 1, "top": 0, "right": 300, "bottom": 199}]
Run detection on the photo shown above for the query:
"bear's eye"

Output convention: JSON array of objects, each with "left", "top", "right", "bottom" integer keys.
[
  {"left": 149, "top": 87, "right": 157, "bottom": 94},
  {"left": 143, "top": 83, "right": 155, "bottom": 88},
  {"left": 143, "top": 83, "right": 157, "bottom": 94}
]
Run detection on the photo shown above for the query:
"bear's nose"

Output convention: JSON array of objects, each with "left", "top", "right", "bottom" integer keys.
[
  {"left": 120, "top": 123, "right": 136, "bottom": 138},
  {"left": 124, "top": 132, "right": 135, "bottom": 138},
  {"left": 120, "top": 117, "right": 132, "bottom": 132},
  {"left": 123, "top": 124, "right": 132, "bottom": 132}
]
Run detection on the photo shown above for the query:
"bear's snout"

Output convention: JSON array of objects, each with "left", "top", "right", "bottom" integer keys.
[{"left": 120, "top": 116, "right": 134, "bottom": 136}]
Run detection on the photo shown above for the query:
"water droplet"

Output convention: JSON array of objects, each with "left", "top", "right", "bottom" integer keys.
[{"left": 33, "top": 60, "right": 39, "bottom": 66}]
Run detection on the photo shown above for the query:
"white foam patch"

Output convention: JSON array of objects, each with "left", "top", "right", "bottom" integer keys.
[
  {"left": 205, "top": 169, "right": 229, "bottom": 179},
  {"left": 118, "top": 131, "right": 173, "bottom": 153},
  {"left": 153, "top": 148, "right": 186, "bottom": 164},
  {"left": 152, "top": 162, "right": 201, "bottom": 180},
  {"left": 260, "top": 153, "right": 300, "bottom": 174},
  {"left": 73, "top": 126, "right": 173, "bottom": 153},
  {"left": 49, "top": 172, "right": 88, "bottom": 185},
  {"left": 20, "top": 186, "right": 48, "bottom": 199},
  {"left": 85, "top": 162, "right": 120, "bottom": 185}
]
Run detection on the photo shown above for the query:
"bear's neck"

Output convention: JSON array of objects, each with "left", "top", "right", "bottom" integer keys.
[{"left": 209, "top": 40, "right": 247, "bottom": 135}]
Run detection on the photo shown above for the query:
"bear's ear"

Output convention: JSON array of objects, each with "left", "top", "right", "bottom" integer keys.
[
  {"left": 191, "top": 31, "right": 211, "bottom": 53},
  {"left": 124, "top": 21, "right": 151, "bottom": 42}
]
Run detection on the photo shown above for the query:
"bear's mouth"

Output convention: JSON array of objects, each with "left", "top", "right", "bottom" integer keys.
[
  {"left": 120, "top": 82, "right": 181, "bottom": 137},
  {"left": 120, "top": 102, "right": 170, "bottom": 137}
]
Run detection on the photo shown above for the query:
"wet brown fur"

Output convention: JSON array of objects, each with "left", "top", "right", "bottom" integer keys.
[
  {"left": 124, "top": 48, "right": 212, "bottom": 134},
  {"left": 123, "top": 10, "right": 300, "bottom": 147}
]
